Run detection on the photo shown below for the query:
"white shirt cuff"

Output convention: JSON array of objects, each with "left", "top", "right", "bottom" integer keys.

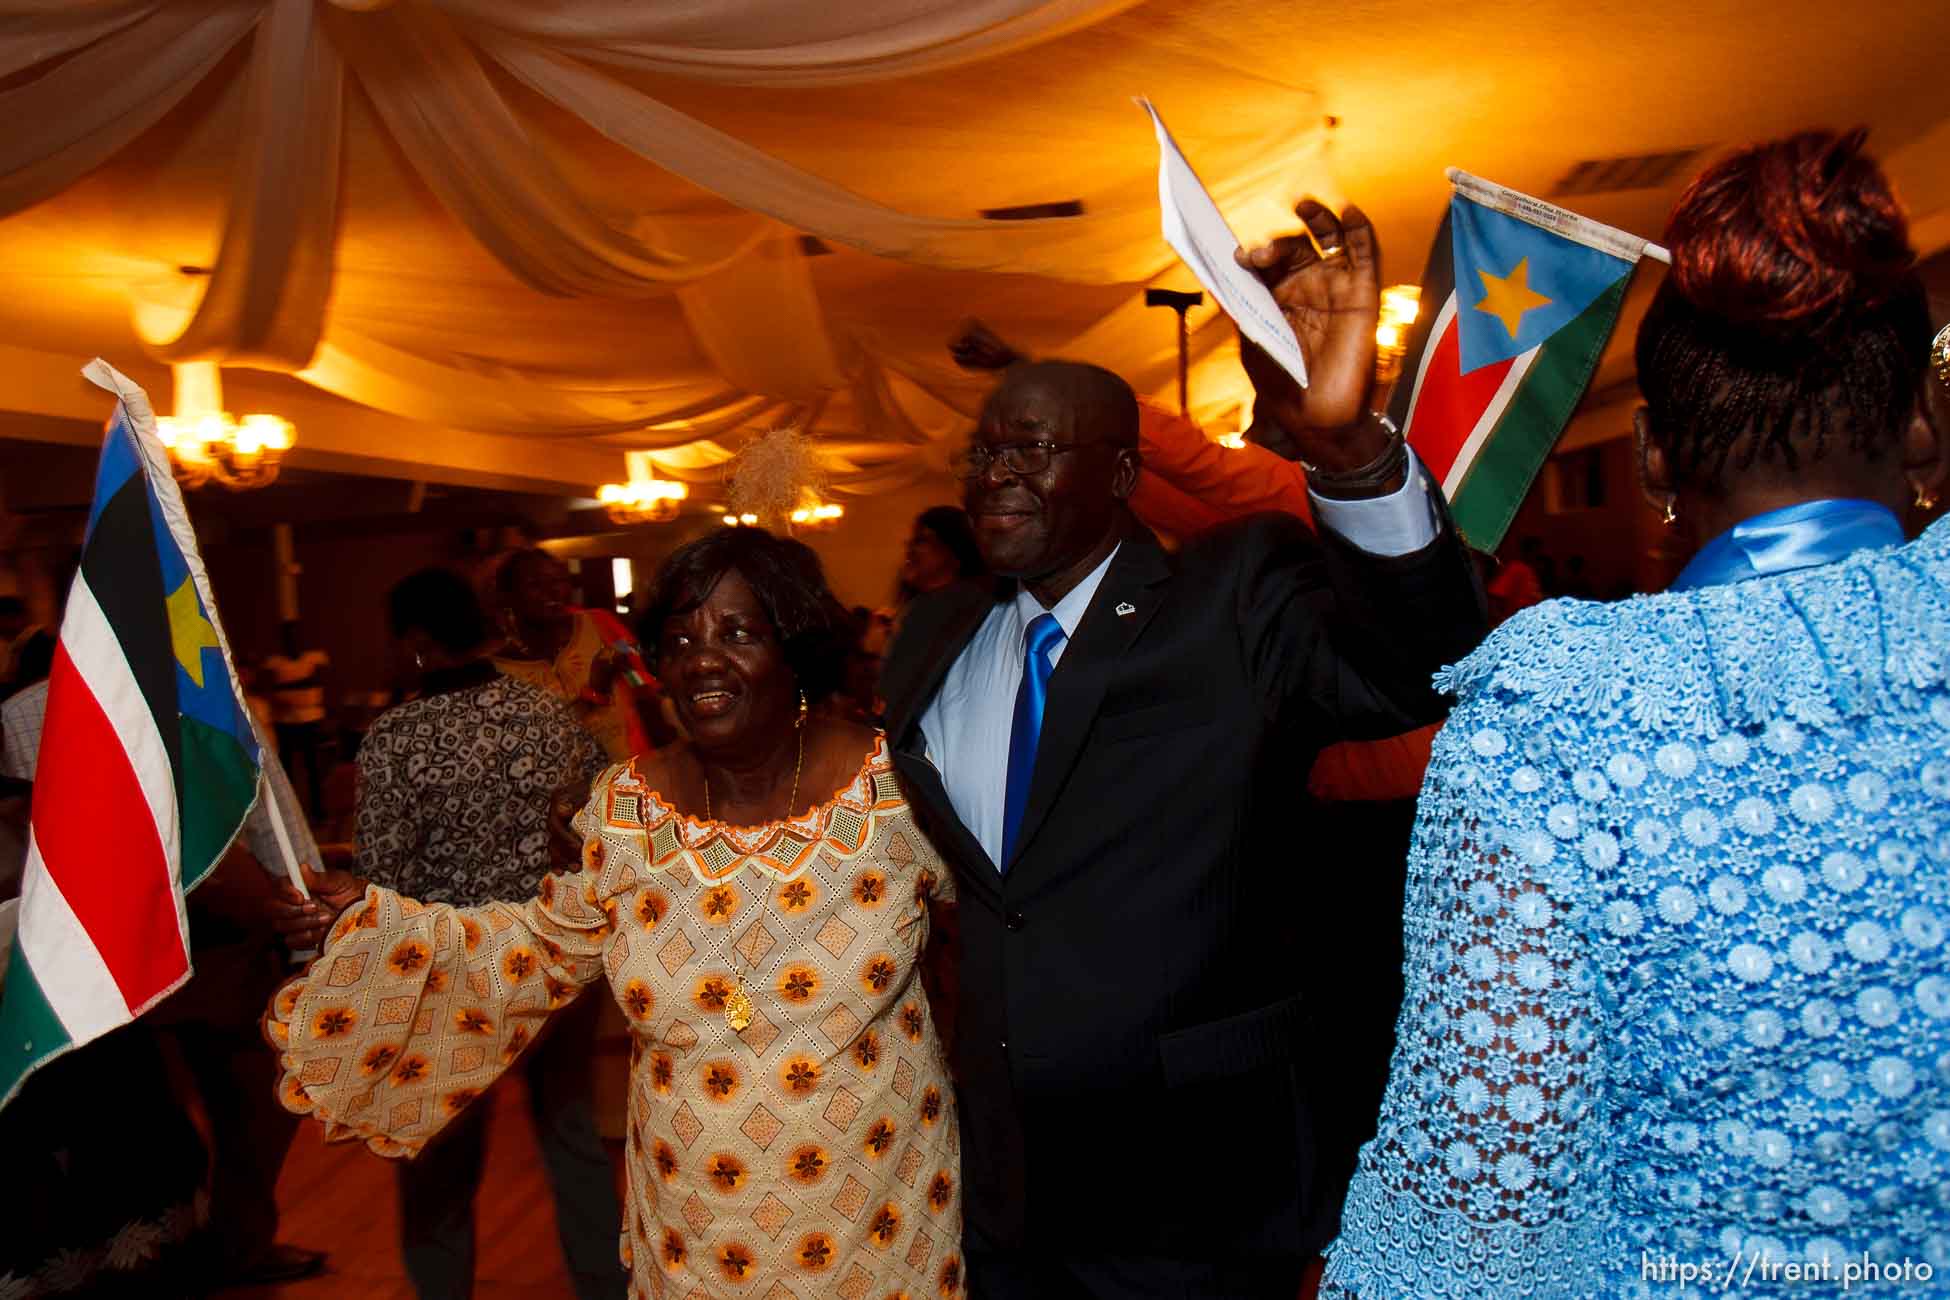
[{"left": 1308, "top": 448, "right": 1440, "bottom": 557}]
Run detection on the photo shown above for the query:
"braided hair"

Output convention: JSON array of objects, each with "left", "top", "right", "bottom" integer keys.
[{"left": 1635, "top": 129, "right": 1931, "bottom": 490}]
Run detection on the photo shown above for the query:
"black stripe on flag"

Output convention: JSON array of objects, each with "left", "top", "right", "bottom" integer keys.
[
  {"left": 79, "top": 471, "right": 182, "bottom": 778},
  {"left": 1386, "top": 207, "right": 1458, "bottom": 430}
]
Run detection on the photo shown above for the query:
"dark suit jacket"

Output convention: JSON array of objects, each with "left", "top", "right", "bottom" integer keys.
[{"left": 880, "top": 502, "right": 1486, "bottom": 1257}]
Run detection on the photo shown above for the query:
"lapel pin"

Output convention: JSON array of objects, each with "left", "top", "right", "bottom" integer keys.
[{"left": 1115, "top": 602, "right": 1136, "bottom": 617}]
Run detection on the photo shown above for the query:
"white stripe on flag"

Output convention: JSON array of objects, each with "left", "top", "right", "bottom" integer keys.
[
  {"left": 1398, "top": 292, "right": 1459, "bottom": 438},
  {"left": 58, "top": 576, "right": 181, "bottom": 873},
  {"left": 17, "top": 828, "right": 130, "bottom": 1040},
  {"left": 1441, "top": 346, "right": 1541, "bottom": 499}
]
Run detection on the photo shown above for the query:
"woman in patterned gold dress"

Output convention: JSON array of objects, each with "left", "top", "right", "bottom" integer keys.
[{"left": 266, "top": 528, "right": 963, "bottom": 1299}]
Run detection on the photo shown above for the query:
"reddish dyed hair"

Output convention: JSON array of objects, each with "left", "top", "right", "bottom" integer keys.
[{"left": 1635, "top": 129, "right": 1930, "bottom": 486}]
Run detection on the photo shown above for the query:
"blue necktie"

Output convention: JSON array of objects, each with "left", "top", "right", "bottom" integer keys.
[{"left": 1001, "top": 613, "right": 1064, "bottom": 869}]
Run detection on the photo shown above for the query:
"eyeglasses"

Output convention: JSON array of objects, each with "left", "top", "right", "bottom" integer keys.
[{"left": 949, "top": 440, "right": 1102, "bottom": 480}]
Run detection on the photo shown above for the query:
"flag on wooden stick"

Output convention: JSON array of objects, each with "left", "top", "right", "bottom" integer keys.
[
  {"left": 1386, "top": 171, "right": 1665, "bottom": 549},
  {"left": 0, "top": 359, "right": 262, "bottom": 1109}
]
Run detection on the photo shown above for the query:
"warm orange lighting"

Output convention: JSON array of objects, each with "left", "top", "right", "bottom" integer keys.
[
  {"left": 1375, "top": 284, "right": 1421, "bottom": 385},
  {"left": 788, "top": 499, "right": 844, "bottom": 530},
  {"left": 1215, "top": 431, "right": 1246, "bottom": 450},
  {"left": 596, "top": 476, "right": 687, "bottom": 524},
  {"left": 156, "top": 411, "right": 294, "bottom": 490},
  {"left": 158, "top": 361, "right": 292, "bottom": 490}
]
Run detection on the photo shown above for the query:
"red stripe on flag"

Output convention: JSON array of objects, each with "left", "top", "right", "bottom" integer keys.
[
  {"left": 31, "top": 643, "right": 186, "bottom": 1011},
  {"left": 1405, "top": 307, "right": 1516, "bottom": 484}
]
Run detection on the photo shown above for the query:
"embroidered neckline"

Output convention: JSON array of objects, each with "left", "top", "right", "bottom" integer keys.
[{"left": 598, "top": 736, "right": 906, "bottom": 882}]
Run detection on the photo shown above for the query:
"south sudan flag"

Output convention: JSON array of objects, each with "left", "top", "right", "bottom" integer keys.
[
  {"left": 0, "top": 359, "right": 260, "bottom": 1110},
  {"left": 1387, "top": 171, "right": 1657, "bottom": 550}
]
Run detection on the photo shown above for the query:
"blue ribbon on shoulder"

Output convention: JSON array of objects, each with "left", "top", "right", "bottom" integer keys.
[{"left": 1670, "top": 498, "right": 1906, "bottom": 592}]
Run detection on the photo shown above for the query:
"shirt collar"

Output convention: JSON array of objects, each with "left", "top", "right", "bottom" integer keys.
[{"left": 1012, "top": 543, "right": 1121, "bottom": 640}]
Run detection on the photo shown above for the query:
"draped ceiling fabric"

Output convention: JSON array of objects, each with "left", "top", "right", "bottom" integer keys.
[
  {"left": 0, "top": 0, "right": 1334, "bottom": 495},
  {"left": 1, "top": 0, "right": 1948, "bottom": 498}
]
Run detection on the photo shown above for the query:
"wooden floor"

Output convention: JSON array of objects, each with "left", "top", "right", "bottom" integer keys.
[{"left": 227, "top": 1075, "right": 626, "bottom": 1300}]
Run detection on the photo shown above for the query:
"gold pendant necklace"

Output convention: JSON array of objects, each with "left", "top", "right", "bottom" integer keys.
[{"left": 704, "top": 715, "right": 804, "bottom": 1034}]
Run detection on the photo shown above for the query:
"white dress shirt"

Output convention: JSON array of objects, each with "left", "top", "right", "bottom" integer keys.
[
  {"left": 1308, "top": 447, "right": 1439, "bottom": 556},
  {"left": 918, "top": 546, "right": 1118, "bottom": 867},
  {"left": 916, "top": 452, "right": 1439, "bottom": 870}
]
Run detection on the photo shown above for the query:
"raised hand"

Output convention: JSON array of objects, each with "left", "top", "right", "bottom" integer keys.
[
  {"left": 948, "top": 319, "right": 1024, "bottom": 373},
  {"left": 1235, "top": 200, "right": 1385, "bottom": 471},
  {"left": 586, "top": 650, "right": 618, "bottom": 699}
]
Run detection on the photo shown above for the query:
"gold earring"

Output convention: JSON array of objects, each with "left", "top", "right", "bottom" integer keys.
[
  {"left": 1915, "top": 481, "right": 1939, "bottom": 513},
  {"left": 1661, "top": 495, "right": 1678, "bottom": 526},
  {"left": 795, "top": 689, "right": 808, "bottom": 728}
]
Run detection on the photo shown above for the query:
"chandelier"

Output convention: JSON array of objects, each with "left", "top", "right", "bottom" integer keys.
[
  {"left": 598, "top": 452, "right": 689, "bottom": 524},
  {"left": 597, "top": 477, "right": 688, "bottom": 524},
  {"left": 158, "top": 362, "right": 293, "bottom": 490},
  {"left": 789, "top": 499, "right": 844, "bottom": 530}
]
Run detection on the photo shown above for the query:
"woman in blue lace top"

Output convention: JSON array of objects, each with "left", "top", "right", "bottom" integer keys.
[{"left": 1323, "top": 131, "right": 1950, "bottom": 1298}]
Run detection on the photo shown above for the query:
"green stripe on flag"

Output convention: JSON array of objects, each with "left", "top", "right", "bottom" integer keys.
[
  {"left": 179, "top": 714, "right": 259, "bottom": 891},
  {"left": 1450, "top": 275, "right": 1632, "bottom": 550},
  {"left": 0, "top": 937, "right": 76, "bottom": 1110}
]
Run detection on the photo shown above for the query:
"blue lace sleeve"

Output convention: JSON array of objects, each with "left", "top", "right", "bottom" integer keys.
[{"left": 1321, "top": 694, "right": 1612, "bottom": 1298}]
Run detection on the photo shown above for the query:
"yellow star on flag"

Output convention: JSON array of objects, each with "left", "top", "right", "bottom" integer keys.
[
  {"left": 1474, "top": 257, "right": 1553, "bottom": 339},
  {"left": 166, "top": 576, "right": 220, "bottom": 689}
]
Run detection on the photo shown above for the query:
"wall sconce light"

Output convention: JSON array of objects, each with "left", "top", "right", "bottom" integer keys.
[{"left": 1375, "top": 284, "right": 1422, "bottom": 385}]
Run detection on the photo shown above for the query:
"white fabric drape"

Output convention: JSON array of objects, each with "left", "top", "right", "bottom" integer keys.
[
  {"left": 676, "top": 232, "right": 849, "bottom": 402},
  {"left": 324, "top": 4, "right": 768, "bottom": 296},
  {"left": 135, "top": 0, "right": 342, "bottom": 371},
  {"left": 0, "top": 2, "right": 256, "bottom": 220},
  {"left": 0, "top": 0, "right": 1333, "bottom": 491},
  {"left": 478, "top": 31, "right": 1194, "bottom": 284},
  {"left": 434, "top": 0, "right": 1142, "bottom": 87},
  {"left": 0, "top": 1, "right": 155, "bottom": 80},
  {"left": 297, "top": 330, "right": 741, "bottom": 444}
]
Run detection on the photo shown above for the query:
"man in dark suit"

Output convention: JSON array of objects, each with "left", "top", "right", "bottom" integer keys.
[{"left": 880, "top": 201, "right": 1488, "bottom": 1298}]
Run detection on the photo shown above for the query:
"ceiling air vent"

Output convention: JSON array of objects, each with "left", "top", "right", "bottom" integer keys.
[
  {"left": 979, "top": 199, "right": 1085, "bottom": 221},
  {"left": 1548, "top": 149, "right": 1704, "bottom": 198}
]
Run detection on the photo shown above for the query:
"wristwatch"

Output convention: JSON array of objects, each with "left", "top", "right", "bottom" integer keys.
[{"left": 1295, "top": 411, "right": 1409, "bottom": 497}]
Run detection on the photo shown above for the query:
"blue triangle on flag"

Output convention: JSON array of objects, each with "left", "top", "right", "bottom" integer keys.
[{"left": 1451, "top": 196, "right": 1634, "bottom": 373}]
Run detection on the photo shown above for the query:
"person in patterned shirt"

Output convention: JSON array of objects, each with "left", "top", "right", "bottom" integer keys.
[
  {"left": 289, "top": 566, "right": 622, "bottom": 1300},
  {"left": 268, "top": 534, "right": 964, "bottom": 1299}
]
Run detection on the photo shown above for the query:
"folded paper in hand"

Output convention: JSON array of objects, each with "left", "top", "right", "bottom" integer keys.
[{"left": 1141, "top": 99, "right": 1308, "bottom": 390}]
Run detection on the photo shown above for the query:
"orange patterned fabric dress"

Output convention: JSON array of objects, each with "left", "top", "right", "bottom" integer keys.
[{"left": 265, "top": 737, "right": 964, "bottom": 1299}]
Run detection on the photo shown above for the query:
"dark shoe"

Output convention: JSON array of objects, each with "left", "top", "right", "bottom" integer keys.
[{"left": 214, "top": 1243, "right": 328, "bottom": 1288}]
